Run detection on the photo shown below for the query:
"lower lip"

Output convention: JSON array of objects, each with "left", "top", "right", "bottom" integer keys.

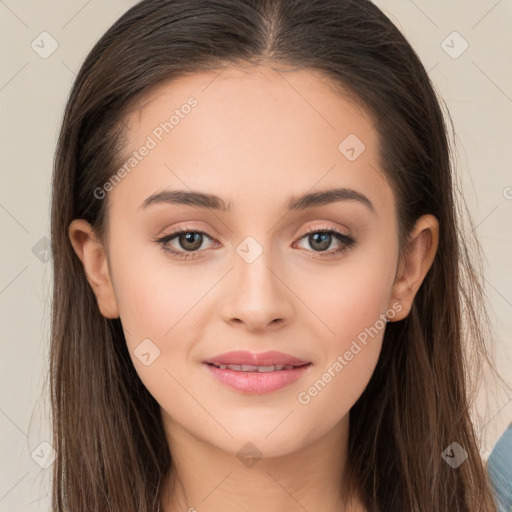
[{"left": 203, "top": 363, "right": 312, "bottom": 393}]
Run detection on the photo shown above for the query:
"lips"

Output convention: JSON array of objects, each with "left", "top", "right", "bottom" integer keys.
[
  {"left": 203, "top": 350, "right": 313, "bottom": 393},
  {"left": 203, "top": 350, "right": 311, "bottom": 368}
]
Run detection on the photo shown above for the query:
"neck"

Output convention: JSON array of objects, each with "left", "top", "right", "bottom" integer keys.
[{"left": 159, "top": 412, "right": 365, "bottom": 512}]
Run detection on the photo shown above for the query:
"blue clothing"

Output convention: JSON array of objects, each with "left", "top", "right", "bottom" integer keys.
[{"left": 487, "top": 422, "right": 512, "bottom": 512}]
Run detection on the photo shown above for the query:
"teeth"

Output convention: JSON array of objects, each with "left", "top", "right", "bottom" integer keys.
[{"left": 214, "top": 363, "right": 296, "bottom": 372}]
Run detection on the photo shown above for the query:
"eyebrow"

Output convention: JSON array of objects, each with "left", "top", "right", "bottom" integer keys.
[{"left": 139, "top": 187, "right": 376, "bottom": 214}]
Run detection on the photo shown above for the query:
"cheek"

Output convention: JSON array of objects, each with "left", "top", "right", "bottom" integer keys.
[
  {"left": 298, "top": 240, "right": 397, "bottom": 344},
  {"left": 294, "top": 288, "right": 388, "bottom": 444},
  {"left": 110, "top": 238, "right": 207, "bottom": 343},
  {"left": 110, "top": 249, "right": 208, "bottom": 419},
  {"left": 291, "top": 238, "right": 396, "bottom": 420},
  {"left": 109, "top": 242, "right": 217, "bottom": 399}
]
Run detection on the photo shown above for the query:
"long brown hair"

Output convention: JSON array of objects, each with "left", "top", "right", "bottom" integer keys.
[{"left": 49, "top": 0, "right": 506, "bottom": 510}]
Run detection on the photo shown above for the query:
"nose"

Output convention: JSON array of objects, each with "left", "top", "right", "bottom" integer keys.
[{"left": 220, "top": 244, "right": 295, "bottom": 332}]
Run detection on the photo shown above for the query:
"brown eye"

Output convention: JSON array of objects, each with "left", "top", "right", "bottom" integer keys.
[
  {"left": 154, "top": 227, "right": 217, "bottom": 259},
  {"left": 294, "top": 226, "right": 356, "bottom": 257},
  {"left": 175, "top": 231, "right": 204, "bottom": 251}
]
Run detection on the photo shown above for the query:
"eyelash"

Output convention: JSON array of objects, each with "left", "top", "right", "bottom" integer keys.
[{"left": 154, "top": 224, "right": 356, "bottom": 260}]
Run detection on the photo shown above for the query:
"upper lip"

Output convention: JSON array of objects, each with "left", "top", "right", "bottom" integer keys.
[{"left": 203, "top": 350, "right": 311, "bottom": 367}]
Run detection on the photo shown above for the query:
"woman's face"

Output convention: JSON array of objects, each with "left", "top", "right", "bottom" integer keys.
[{"left": 72, "top": 65, "right": 424, "bottom": 458}]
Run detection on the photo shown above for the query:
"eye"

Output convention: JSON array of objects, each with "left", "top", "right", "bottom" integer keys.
[
  {"left": 153, "top": 226, "right": 218, "bottom": 260},
  {"left": 154, "top": 224, "right": 356, "bottom": 260},
  {"left": 293, "top": 225, "right": 356, "bottom": 257}
]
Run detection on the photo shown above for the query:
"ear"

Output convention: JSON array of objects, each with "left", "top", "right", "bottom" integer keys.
[
  {"left": 68, "top": 219, "right": 120, "bottom": 319},
  {"left": 387, "top": 214, "right": 439, "bottom": 322}
]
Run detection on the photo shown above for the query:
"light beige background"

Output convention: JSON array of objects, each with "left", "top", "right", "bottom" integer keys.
[{"left": 1, "top": 0, "right": 511, "bottom": 510}]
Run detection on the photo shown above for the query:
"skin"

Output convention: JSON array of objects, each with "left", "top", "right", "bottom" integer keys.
[{"left": 69, "top": 64, "right": 439, "bottom": 512}]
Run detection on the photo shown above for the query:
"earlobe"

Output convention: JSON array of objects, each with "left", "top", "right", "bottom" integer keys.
[
  {"left": 388, "top": 214, "right": 439, "bottom": 322},
  {"left": 68, "top": 219, "right": 120, "bottom": 319}
]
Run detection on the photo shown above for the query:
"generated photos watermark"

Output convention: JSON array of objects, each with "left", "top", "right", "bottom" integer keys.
[
  {"left": 93, "top": 96, "right": 198, "bottom": 200},
  {"left": 297, "top": 301, "right": 403, "bottom": 405}
]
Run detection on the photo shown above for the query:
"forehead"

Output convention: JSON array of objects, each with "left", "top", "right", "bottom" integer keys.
[
  {"left": 113, "top": 64, "right": 392, "bottom": 218},
  {"left": 125, "top": 64, "right": 375, "bottom": 150}
]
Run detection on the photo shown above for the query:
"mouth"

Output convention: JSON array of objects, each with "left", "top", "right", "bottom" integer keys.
[
  {"left": 204, "top": 362, "right": 311, "bottom": 372},
  {"left": 202, "top": 351, "right": 312, "bottom": 393}
]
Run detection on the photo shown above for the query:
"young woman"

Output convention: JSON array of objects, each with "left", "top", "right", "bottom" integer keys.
[{"left": 49, "top": 0, "right": 505, "bottom": 510}]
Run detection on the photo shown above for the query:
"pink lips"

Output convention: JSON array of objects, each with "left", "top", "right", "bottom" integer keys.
[
  {"left": 203, "top": 350, "right": 310, "bottom": 367},
  {"left": 202, "top": 350, "right": 312, "bottom": 394}
]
